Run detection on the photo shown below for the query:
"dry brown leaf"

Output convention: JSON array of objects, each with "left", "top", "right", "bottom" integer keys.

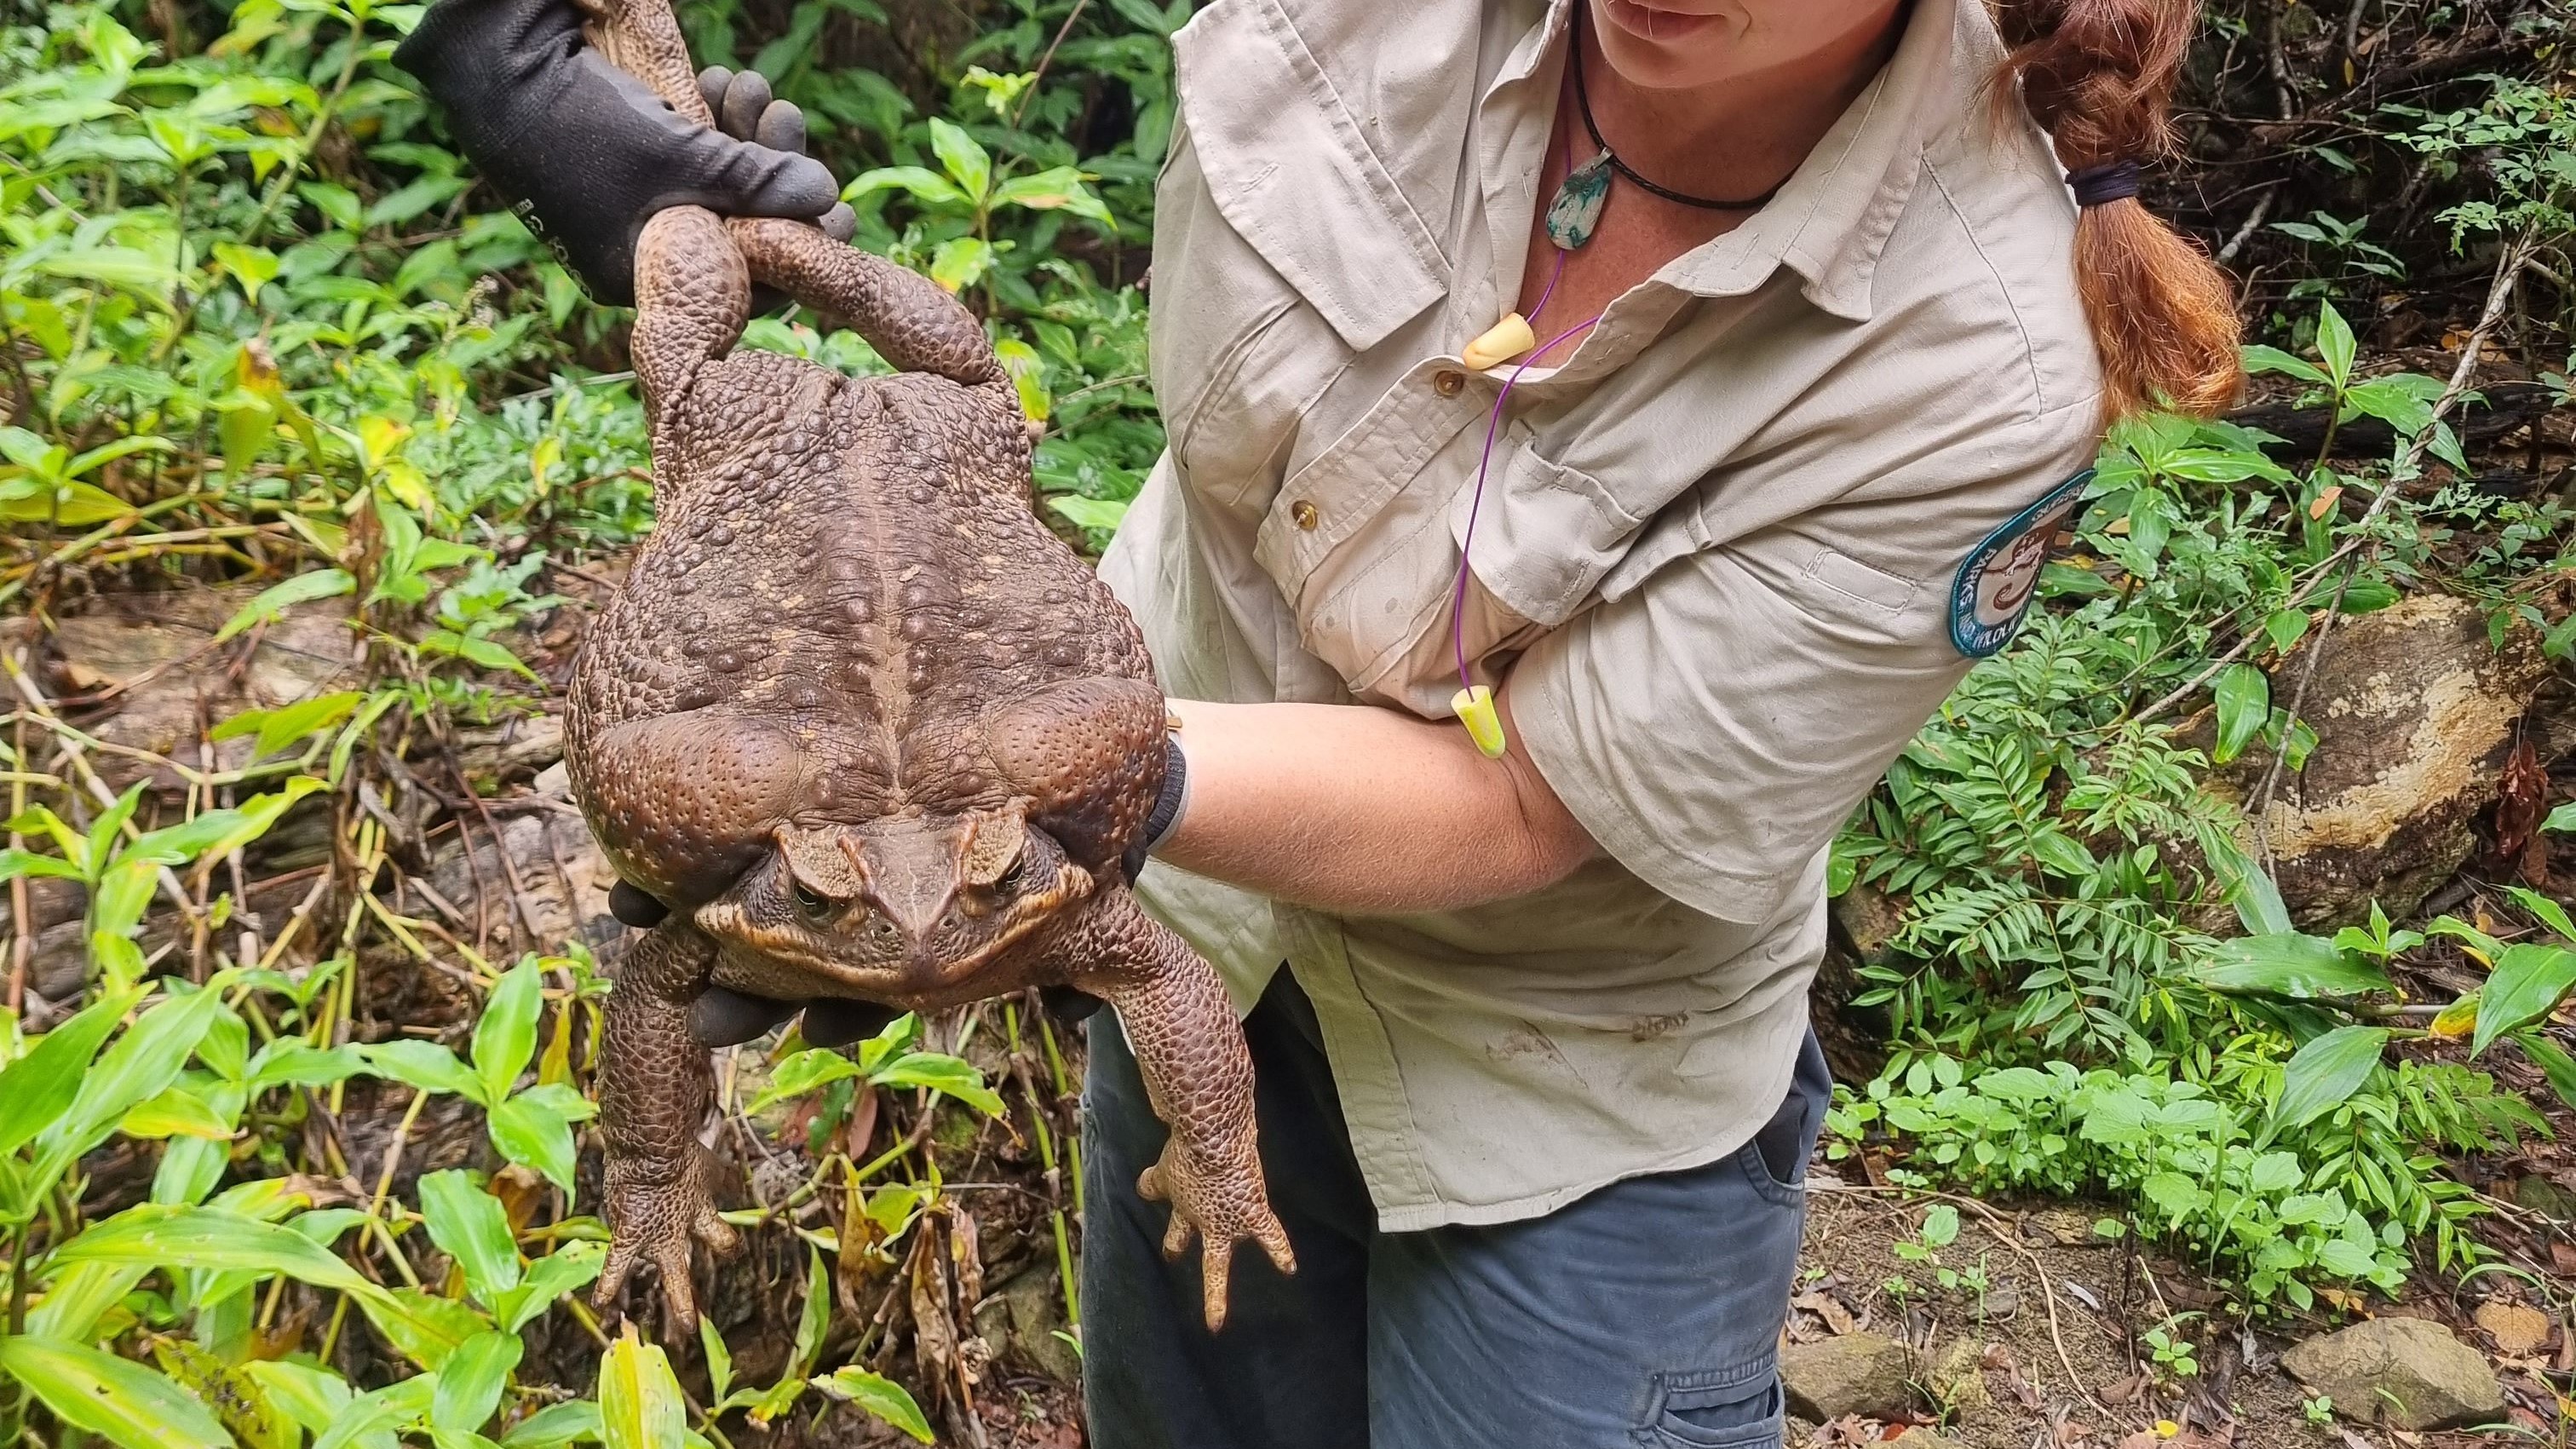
[
  {"left": 2099, "top": 1371, "right": 2148, "bottom": 1405},
  {"left": 2475, "top": 1299, "right": 2552, "bottom": 1356},
  {"left": 1793, "top": 1289, "right": 1860, "bottom": 1337},
  {"left": 2115, "top": 1431, "right": 2161, "bottom": 1449}
]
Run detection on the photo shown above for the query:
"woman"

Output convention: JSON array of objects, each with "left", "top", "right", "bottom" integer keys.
[{"left": 402, "top": 0, "right": 2238, "bottom": 1443}]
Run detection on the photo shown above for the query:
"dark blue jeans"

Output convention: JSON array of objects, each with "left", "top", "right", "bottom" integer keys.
[{"left": 1080, "top": 970, "right": 1829, "bottom": 1449}]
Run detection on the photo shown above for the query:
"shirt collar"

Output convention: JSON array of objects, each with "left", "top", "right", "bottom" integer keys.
[{"left": 1507, "top": 0, "right": 1976, "bottom": 322}]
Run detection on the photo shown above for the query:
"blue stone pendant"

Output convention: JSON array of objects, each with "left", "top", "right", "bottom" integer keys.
[{"left": 1545, "top": 147, "right": 1612, "bottom": 250}]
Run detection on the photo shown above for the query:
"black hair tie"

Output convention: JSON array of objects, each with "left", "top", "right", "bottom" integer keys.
[{"left": 2067, "top": 160, "right": 2142, "bottom": 208}]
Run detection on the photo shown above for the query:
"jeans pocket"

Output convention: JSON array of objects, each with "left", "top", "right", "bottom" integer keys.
[{"left": 1641, "top": 1371, "right": 1783, "bottom": 1449}]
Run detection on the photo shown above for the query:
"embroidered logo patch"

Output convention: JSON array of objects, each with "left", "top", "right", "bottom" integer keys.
[{"left": 1949, "top": 469, "right": 2094, "bottom": 658}]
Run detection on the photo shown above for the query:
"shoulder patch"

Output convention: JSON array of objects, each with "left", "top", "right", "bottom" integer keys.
[{"left": 1949, "top": 469, "right": 2094, "bottom": 658}]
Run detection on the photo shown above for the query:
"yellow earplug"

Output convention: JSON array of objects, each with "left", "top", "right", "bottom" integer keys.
[
  {"left": 1462, "top": 313, "right": 1536, "bottom": 372},
  {"left": 1452, "top": 685, "right": 1508, "bottom": 758}
]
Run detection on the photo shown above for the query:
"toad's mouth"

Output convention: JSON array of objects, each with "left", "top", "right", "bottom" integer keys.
[{"left": 692, "top": 848, "right": 1094, "bottom": 1001}]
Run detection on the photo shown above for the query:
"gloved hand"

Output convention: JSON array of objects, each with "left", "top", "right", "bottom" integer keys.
[{"left": 392, "top": 0, "right": 854, "bottom": 305}]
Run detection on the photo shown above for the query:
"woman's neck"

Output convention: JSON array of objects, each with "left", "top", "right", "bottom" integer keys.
[{"left": 1578, "top": 2, "right": 1907, "bottom": 204}]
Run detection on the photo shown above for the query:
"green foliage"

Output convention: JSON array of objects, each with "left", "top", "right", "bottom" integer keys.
[{"left": 1834, "top": 301, "right": 2562, "bottom": 1311}]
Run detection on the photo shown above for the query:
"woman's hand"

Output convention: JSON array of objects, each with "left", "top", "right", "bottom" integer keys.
[{"left": 393, "top": 0, "right": 848, "bottom": 304}]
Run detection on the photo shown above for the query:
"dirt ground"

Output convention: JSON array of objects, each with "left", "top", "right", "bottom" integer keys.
[{"left": 1790, "top": 1178, "right": 2571, "bottom": 1448}]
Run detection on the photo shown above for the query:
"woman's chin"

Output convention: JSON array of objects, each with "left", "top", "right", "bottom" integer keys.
[{"left": 1590, "top": 0, "right": 1736, "bottom": 89}]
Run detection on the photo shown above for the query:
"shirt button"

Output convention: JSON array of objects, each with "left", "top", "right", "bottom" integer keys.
[
  {"left": 1432, "top": 369, "right": 1466, "bottom": 397},
  {"left": 1291, "top": 499, "right": 1320, "bottom": 530}
]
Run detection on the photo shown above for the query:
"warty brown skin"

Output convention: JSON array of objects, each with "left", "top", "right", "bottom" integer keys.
[{"left": 561, "top": 0, "right": 1291, "bottom": 1339}]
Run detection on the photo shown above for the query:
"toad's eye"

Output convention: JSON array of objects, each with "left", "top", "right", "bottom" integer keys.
[
  {"left": 992, "top": 855, "right": 1025, "bottom": 891},
  {"left": 790, "top": 879, "right": 833, "bottom": 922}
]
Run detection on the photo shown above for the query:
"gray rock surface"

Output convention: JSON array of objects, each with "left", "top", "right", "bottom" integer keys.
[
  {"left": 1780, "top": 1331, "right": 1914, "bottom": 1423},
  {"left": 2280, "top": 1316, "right": 2505, "bottom": 1430},
  {"left": 974, "top": 1267, "right": 1081, "bottom": 1385}
]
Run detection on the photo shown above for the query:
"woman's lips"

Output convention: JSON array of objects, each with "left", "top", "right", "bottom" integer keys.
[{"left": 1601, "top": 0, "right": 1721, "bottom": 42}]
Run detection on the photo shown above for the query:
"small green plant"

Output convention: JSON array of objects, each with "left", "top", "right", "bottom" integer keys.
[
  {"left": 2303, "top": 1394, "right": 2335, "bottom": 1424},
  {"left": 2141, "top": 1315, "right": 2202, "bottom": 1383}
]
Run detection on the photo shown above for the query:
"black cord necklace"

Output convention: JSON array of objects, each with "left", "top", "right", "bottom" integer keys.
[{"left": 1544, "top": 3, "right": 1785, "bottom": 250}]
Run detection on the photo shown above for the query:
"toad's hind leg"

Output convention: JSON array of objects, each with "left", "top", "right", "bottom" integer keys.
[
  {"left": 594, "top": 920, "right": 741, "bottom": 1335},
  {"left": 1061, "top": 890, "right": 1293, "bottom": 1331},
  {"left": 727, "top": 219, "right": 1017, "bottom": 419},
  {"left": 573, "top": 0, "right": 710, "bottom": 125}
]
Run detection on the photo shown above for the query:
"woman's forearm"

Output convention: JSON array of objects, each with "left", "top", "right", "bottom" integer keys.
[{"left": 1153, "top": 693, "right": 1598, "bottom": 916}]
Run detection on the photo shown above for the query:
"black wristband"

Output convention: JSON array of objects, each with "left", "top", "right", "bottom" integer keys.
[{"left": 1120, "top": 734, "right": 1188, "bottom": 881}]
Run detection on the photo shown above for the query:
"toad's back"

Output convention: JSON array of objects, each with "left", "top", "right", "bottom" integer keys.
[{"left": 572, "top": 357, "right": 1155, "bottom": 823}]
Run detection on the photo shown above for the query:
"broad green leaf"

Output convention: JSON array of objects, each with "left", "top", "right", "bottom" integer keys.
[
  {"left": 56, "top": 1203, "right": 373, "bottom": 1293},
  {"left": 2333, "top": 578, "right": 2400, "bottom": 614},
  {"left": 699, "top": 1316, "right": 734, "bottom": 1403},
  {"left": 488, "top": 1084, "right": 589, "bottom": 1193},
  {"left": 2545, "top": 801, "right": 2576, "bottom": 836},
  {"left": 2315, "top": 302, "right": 2355, "bottom": 387},
  {"left": 211, "top": 241, "right": 280, "bottom": 300},
  {"left": 212, "top": 691, "right": 365, "bottom": 757},
  {"left": 491, "top": 1240, "right": 604, "bottom": 1333},
  {"left": 317, "top": 1375, "right": 437, "bottom": 1449},
  {"left": 0, "top": 478, "right": 133, "bottom": 525},
  {"left": 2248, "top": 1151, "right": 2304, "bottom": 1194},
  {"left": 36, "top": 986, "right": 222, "bottom": 1182},
  {"left": 2517, "top": 1031, "right": 2576, "bottom": 1111},
  {"left": 2505, "top": 884, "right": 2576, "bottom": 947},
  {"left": 813, "top": 1367, "right": 934, "bottom": 1443},
  {"left": 2273, "top": 1025, "right": 2388, "bottom": 1130},
  {"left": 747, "top": 1047, "right": 865, "bottom": 1113},
  {"left": 420, "top": 1170, "right": 522, "bottom": 1303},
  {"left": 0, "top": 988, "right": 138, "bottom": 1156},
  {"left": 926, "top": 117, "right": 992, "bottom": 200},
  {"left": 430, "top": 1331, "right": 520, "bottom": 1435},
  {"left": 993, "top": 336, "right": 1049, "bottom": 422},
  {"left": 2240, "top": 343, "right": 2329, "bottom": 384},
  {"left": 216, "top": 568, "right": 354, "bottom": 641},
  {"left": 473, "top": 959, "right": 544, "bottom": 1101},
  {"left": 83, "top": 784, "right": 147, "bottom": 877},
  {"left": 2195, "top": 933, "right": 2390, "bottom": 999},
  {"left": 841, "top": 165, "right": 967, "bottom": 210},
  {"left": 359, "top": 1286, "right": 492, "bottom": 1372},
  {"left": 2210, "top": 839, "right": 2291, "bottom": 937},
  {"left": 2473, "top": 943, "right": 2576, "bottom": 1055},
  {"left": 873, "top": 1051, "right": 1006, "bottom": 1115},
  {"left": 0, "top": 1334, "right": 230, "bottom": 1449},
  {"left": 598, "top": 1329, "right": 687, "bottom": 1449},
  {"left": 359, "top": 1039, "right": 486, "bottom": 1102},
  {"left": 501, "top": 1401, "right": 603, "bottom": 1447},
  {"left": 2211, "top": 663, "right": 2269, "bottom": 765},
  {"left": 1046, "top": 495, "right": 1130, "bottom": 532},
  {"left": 2263, "top": 608, "right": 2310, "bottom": 654},
  {"left": 119, "top": 1084, "right": 238, "bottom": 1140},
  {"left": 244, "top": 1359, "right": 355, "bottom": 1436},
  {"left": 122, "top": 778, "right": 325, "bottom": 873},
  {"left": 246, "top": 1039, "right": 369, "bottom": 1094},
  {"left": 991, "top": 166, "right": 1113, "bottom": 226},
  {"left": 26, "top": 1261, "right": 151, "bottom": 1342},
  {"left": 928, "top": 236, "right": 994, "bottom": 293},
  {"left": 0, "top": 848, "right": 83, "bottom": 883}
]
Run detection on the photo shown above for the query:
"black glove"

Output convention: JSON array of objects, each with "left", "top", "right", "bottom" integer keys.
[{"left": 392, "top": 0, "right": 846, "bottom": 305}]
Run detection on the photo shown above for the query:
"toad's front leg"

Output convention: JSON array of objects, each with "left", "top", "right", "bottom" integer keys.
[
  {"left": 594, "top": 920, "right": 742, "bottom": 1333},
  {"left": 1063, "top": 889, "right": 1293, "bottom": 1330}
]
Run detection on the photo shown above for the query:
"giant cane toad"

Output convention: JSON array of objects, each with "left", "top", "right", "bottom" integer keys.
[{"left": 561, "top": 0, "right": 1290, "bottom": 1334}]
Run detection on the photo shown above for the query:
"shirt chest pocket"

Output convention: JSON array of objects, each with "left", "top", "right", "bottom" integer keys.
[
  {"left": 1288, "top": 423, "right": 1652, "bottom": 716},
  {"left": 1155, "top": 0, "right": 1451, "bottom": 509}
]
